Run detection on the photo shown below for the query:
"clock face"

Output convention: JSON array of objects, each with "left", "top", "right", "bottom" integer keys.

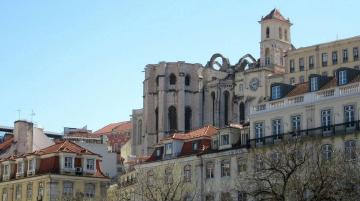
[{"left": 249, "top": 77, "right": 260, "bottom": 91}]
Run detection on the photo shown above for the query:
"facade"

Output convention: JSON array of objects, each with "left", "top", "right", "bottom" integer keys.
[{"left": 0, "top": 140, "right": 109, "bottom": 201}]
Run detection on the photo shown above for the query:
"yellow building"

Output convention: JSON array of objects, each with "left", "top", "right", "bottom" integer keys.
[{"left": 0, "top": 140, "right": 109, "bottom": 201}]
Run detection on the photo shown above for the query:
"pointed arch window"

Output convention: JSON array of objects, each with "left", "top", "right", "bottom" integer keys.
[
  {"left": 169, "top": 73, "right": 176, "bottom": 85},
  {"left": 266, "top": 27, "right": 270, "bottom": 38},
  {"left": 168, "top": 106, "right": 177, "bottom": 132},
  {"left": 211, "top": 92, "right": 216, "bottom": 126},
  {"left": 223, "top": 91, "right": 230, "bottom": 126},
  {"left": 185, "top": 107, "right": 192, "bottom": 132},
  {"left": 185, "top": 74, "right": 191, "bottom": 86},
  {"left": 239, "top": 102, "right": 245, "bottom": 123}
]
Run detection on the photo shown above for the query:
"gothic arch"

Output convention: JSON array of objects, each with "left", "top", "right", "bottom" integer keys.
[
  {"left": 234, "top": 54, "right": 257, "bottom": 71},
  {"left": 185, "top": 106, "right": 192, "bottom": 132},
  {"left": 206, "top": 53, "right": 230, "bottom": 72},
  {"left": 211, "top": 92, "right": 216, "bottom": 126},
  {"left": 239, "top": 102, "right": 245, "bottom": 123},
  {"left": 223, "top": 91, "right": 230, "bottom": 126},
  {"left": 169, "top": 73, "right": 176, "bottom": 85},
  {"left": 168, "top": 106, "right": 177, "bottom": 133}
]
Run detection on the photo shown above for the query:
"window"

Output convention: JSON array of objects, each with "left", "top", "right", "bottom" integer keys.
[
  {"left": 279, "top": 27, "right": 282, "bottom": 39},
  {"left": 156, "top": 76, "right": 159, "bottom": 86},
  {"left": 299, "top": 58, "right": 304, "bottom": 71},
  {"left": 185, "top": 74, "right": 191, "bottom": 86},
  {"left": 183, "top": 165, "right": 191, "bottom": 182},
  {"left": 255, "top": 154, "right": 264, "bottom": 172},
  {"left": 238, "top": 191, "right": 247, "bottom": 201},
  {"left": 289, "top": 77, "right": 295, "bottom": 85},
  {"left": 165, "top": 168, "right": 173, "bottom": 184},
  {"left": 345, "top": 140, "right": 356, "bottom": 161},
  {"left": 169, "top": 73, "right": 176, "bottom": 85},
  {"left": 211, "top": 92, "right": 216, "bottom": 126},
  {"left": 310, "top": 77, "right": 319, "bottom": 91},
  {"left": 322, "top": 53, "right": 328, "bottom": 67},
  {"left": 156, "top": 149, "right": 161, "bottom": 157},
  {"left": 272, "top": 119, "right": 282, "bottom": 138},
  {"left": 299, "top": 76, "right": 305, "bottom": 84},
  {"left": 284, "top": 29, "right": 288, "bottom": 41},
  {"left": 255, "top": 122, "right": 264, "bottom": 142},
  {"left": 38, "top": 182, "right": 44, "bottom": 198},
  {"left": 339, "top": 70, "right": 348, "bottom": 85},
  {"left": 86, "top": 159, "right": 95, "bottom": 171},
  {"left": 165, "top": 143, "right": 172, "bottom": 155},
  {"left": 85, "top": 183, "right": 95, "bottom": 198},
  {"left": 239, "top": 102, "right": 245, "bottom": 123},
  {"left": 64, "top": 157, "right": 73, "bottom": 169},
  {"left": 321, "top": 109, "right": 332, "bottom": 131},
  {"left": 309, "top": 56, "right": 314, "bottom": 69},
  {"left": 2, "top": 188, "right": 7, "bottom": 201},
  {"left": 265, "top": 48, "right": 270, "bottom": 65},
  {"left": 15, "top": 184, "right": 21, "bottom": 200},
  {"left": 17, "top": 161, "right": 23, "bottom": 173},
  {"left": 221, "top": 134, "right": 230, "bottom": 146},
  {"left": 185, "top": 107, "right": 192, "bottom": 132},
  {"left": 27, "top": 183, "right": 32, "bottom": 199},
  {"left": 289, "top": 59, "right": 295, "bottom": 73},
  {"left": 168, "top": 106, "right": 177, "bottom": 132},
  {"left": 344, "top": 105, "right": 355, "bottom": 127},
  {"left": 63, "top": 181, "right": 73, "bottom": 197},
  {"left": 28, "top": 159, "right": 35, "bottom": 171},
  {"left": 192, "top": 142, "right": 198, "bottom": 151},
  {"left": 353, "top": 47, "right": 359, "bottom": 61},
  {"left": 221, "top": 192, "right": 232, "bottom": 201},
  {"left": 4, "top": 165, "right": 9, "bottom": 175},
  {"left": 206, "top": 162, "right": 214, "bottom": 179},
  {"left": 266, "top": 27, "right": 270, "bottom": 38},
  {"left": 237, "top": 157, "right": 247, "bottom": 173},
  {"left": 343, "top": 49, "right": 348, "bottom": 63},
  {"left": 332, "top": 51, "right": 338, "bottom": 64},
  {"left": 291, "top": 115, "right": 301, "bottom": 132},
  {"left": 221, "top": 160, "right": 230, "bottom": 177},
  {"left": 271, "top": 85, "right": 281, "bottom": 99},
  {"left": 321, "top": 144, "right": 333, "bottom": 160}
]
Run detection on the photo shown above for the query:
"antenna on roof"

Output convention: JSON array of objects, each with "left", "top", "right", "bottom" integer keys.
[
  {"left": 336, "top": 33, "right": 339, "bottom": 41},
  {"left": 30, "top": 110, "right": 36, "bottom": 122},
  {"left": 16, "top": 109, "right": 21, "bottom": 120}
]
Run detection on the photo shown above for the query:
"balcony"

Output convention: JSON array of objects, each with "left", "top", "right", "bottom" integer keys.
[
  {"left": 251, "top": 82, "right": 360, "bottom": 115},
  {"left": 248, "top": 120, "right": 360, "bottom": 148}
]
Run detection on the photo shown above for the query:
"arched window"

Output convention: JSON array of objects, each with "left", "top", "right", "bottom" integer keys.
[
  {"left": 137, "top": 120, "right": 142, "bottom": 144},
  {"left": 279, "top": 27, "right": 282, "bottom": 39},
  {"left": 168, "top": 106, "right": 177, "bottom": 132},
  {"left": 211, "top": 92, "right": 216, "bottom": 126},
  {"left": 284, "top": 29, "right": 288, "bottom": 41},
  {"left": 265, "top": 48, "right": 270, "bottom": 65},
  {"left": 156, "top": 76, "right": 159, "bottom": 87},
  {"left": 223, "top": 91, "right": 230, "bottom": 126},
  {"left": 185, "top": 74, "right": 191, "bottom": 86},
  {"left": 239, "top": 102, "right": 245, "bottom": 123},
  {"left": 183, "top": 164, "right": 191, "bottom": 182},
  {"left": 169, "top": 73, "right": 176, "bottom": 85},
  {"left": 266, "top": 27, "right": 270, "bottom": 38},
  {"left": 185, "top": 107, "right": 192, "bottom": 132}
]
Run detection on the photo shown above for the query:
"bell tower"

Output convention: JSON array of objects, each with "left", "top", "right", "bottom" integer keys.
[{"left": 259, "top": 9, "right": 292, "bottom": 68}]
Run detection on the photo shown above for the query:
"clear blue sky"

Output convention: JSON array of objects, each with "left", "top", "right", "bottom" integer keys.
[{"left": 1, "top": 0, "right": 359, "bottom": 132}]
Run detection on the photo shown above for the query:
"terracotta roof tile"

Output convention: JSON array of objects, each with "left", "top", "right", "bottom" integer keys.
[
  {"left": 64, "top": 132, "right": 100, "bottom": 139},
  {"left": 34, "top": 140, "right": 98, "bottom": 156},
  {"left": 94, "top": 121, "right": 132, "bottom": 136},
  {"left": 262, "top": 8, "right": 288, "bottom": 22},
  {"left": 286, "top": 82, "right": 308, "bottom": 97},
  {"left": 0, "top": 136, "right": 14, "bottom": 152},
  {"left": 169, "top": 125, "right": 218, "bottom": 141}
]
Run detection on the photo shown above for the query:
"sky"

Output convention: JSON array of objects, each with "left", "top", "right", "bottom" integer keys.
[{"left": 1, "top": 0, "right": 359, "bottom": 133}]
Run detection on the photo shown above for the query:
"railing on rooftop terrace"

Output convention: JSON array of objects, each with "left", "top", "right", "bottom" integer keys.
[
  {"left": 251, "top": 82, "right": 360, "bottom": 115},
  {"left": 248, "top": 120, "right": 360, "bottom": 148}
]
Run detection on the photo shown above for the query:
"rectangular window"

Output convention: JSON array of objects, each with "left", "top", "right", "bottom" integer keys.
[
  {"left": 221, "top": 160, "right": 230, "bottom": 177},
  {"left": 86, "top": 159, "right": 95, "bottom": 171},
  {"left": 321, "top": 109, "right": 332, "bottom": 131},
  {"left": 310, "top": 77, "right": 319, "bottom": 91},
  {"left": 289, "top": 59, "right": 295, "bottom": 73},
  {"left": 272, "top": 119, "right": 282, "bottom": 137},
  {"left": 322, "top": 144, "right": 333, "bottom": 160},
  {"left": 345, "top": 140, "right": 356, "bottom": 161},
  {"left": 27, "top": 183, "right": 32, "bottom": 199},
  {"left": 271, "top": 85, "right": 281, "bottom": 99},
  {"left": 353, "top": 47, "right": 359, "bottom": 61},
  {"left": 4, "top": 165, "right": 9, "bottom": 175},
  {"left": 206, "top": 162, "right": 214, "bottom": 179},
  {"left": 291, "top": 115, "right": 301, "bottom": 132},
  {"left": 344, "top": 105, "right": 355, "bottom": 127},
  {"left": 28, "top": 159, "right": 35, "bottom": 171},
  {"left": 17, "top": 161, "right": 23, "bottom": 173},
  {"left": 165, "top": 143, "right": 172, "bottom": 155},
  {"left": 15, "top": 184, "right": 21, "bottom": 200},
  {"left": 332, "top": 51, "right": 338, "bottom": 65},
  {"left": 221, "top": 135, "right": 229, "bottom": 146},
  {"left": 343, "top": 49, "right": 348, "bottom": 63},
  {"left": 309, "top": 56, "right": 314, "bottom": 69},
  {"left": 237, "top": 158, "right": 247, "bottom": 173},
  {"left": 192, "top": 142, "right": 198, "bottom": 151},
  {"left": 255, "top": 122, "right": 264, "bottom": 142},
  {"left": 64, "top": 157, "right": 73, "bottom": 169},
  {"left": 255, "top": 154, "right": 264, "bottom": 172},
  {"left": 38, "top": 182, "right": 44, "bottom": 198},
  {"left": 339, "top": 70, "right": 348, "bottom": 85},
  {"left": 63, "top": 181, "right": 73, "bottom": 197},
  {"left": 85, "top": 183, "right": 95, "bottom": 198},
  {"left": 299, "top": 58, "right": 304, "bottom": 71},
  {"left": 322, "top": 53, "right": 328, "bottom": 67},
  {"left": 299, "top": 76, "right": 305, "bottom": 84}
]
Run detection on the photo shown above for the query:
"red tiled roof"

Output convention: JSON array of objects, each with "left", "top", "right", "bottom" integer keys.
[
  {"left": 171, "top": 125, "right": 218, "bottom": 141},
  {"left": 262, "top": 8, "right": 288, "bottom": 22},
  {"left": 94, "top": 121, "right": 132, "bottom": 136},
  {"left": 0, "top": 136, "right": 14, "bottom": 153},
  {"left": 64, "top": 132, "right": 100, "bottom": 139},
  {"left": 34, "top": 140, "right": 98, "bottom": 156},
  {"left": 286, "top": 82, "right": 308, "bottom": 97}
]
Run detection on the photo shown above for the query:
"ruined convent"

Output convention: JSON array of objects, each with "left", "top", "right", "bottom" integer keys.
[{"left": 130, "top": 9, "right": 360, "bottom": 157}]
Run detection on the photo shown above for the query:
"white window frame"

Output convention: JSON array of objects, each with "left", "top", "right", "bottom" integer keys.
[
  {"left": 272, "top": 119, "right": 282, "bottom": 137},
  {"left": 64, "top": 156, "right": 73, "bottom": 169},
  {"left": 310, "top": 77, "right": 319, "bottom": 91},
  {"left": 86, "top": 159, "right": 95, "bottom": 171},
  {"left": 221, "top": 160, "right": 231, "bottom": 177},
  {"left": 339, "top": 70, "right": 348, "bottom": 85},
  {"left": 255, "top": 122, "right": 264, "bottom": 141},
  {"left": 321, "top": 109, "right": 332, "bottom": 131},
  {"left": 221, "top": 134, "right": 230, "bottom": 146},
  {"left": 322, "top": 144, "right": 333, "bottom": 160},
  {"left": 271, "top": 85, "right": 281, "bottom": 99},
  {"left": 165, "top": 143, "right": 172, "bottom": 155},
  {"left": 206, "top": 162, "right": 214, "bottom": 179},
  {"left": 291, "top": 115, "right": 301, "bottom": 132},
  {"left": 17, "top": 161, "right": 24, "bottom": 174}
]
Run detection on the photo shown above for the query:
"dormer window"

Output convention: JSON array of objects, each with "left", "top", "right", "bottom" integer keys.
[
  {"left": 310, "top": 77, "right": 319, "bottom": 91},
  {"left": 271, "top": 85, "right": 281, "bottom": 100},
  {"left": 192, "top": 142, "right": 198, "bottom": 151},
  {"left": 86, "top": 159, "right": 95, "bottom": 171},
  {"left": 339, "top": 70, "right": 348, "bottom": 85},
  {"left": 4, "top": 165, "right": 9, "bottom": 175},
  {"left": 64, "top": 157, "right": 73, "bottom": 169},
  {"left": 221, "top": 135, "right": 229, "bottom": 146},
  {"left": 156, "top": 149, "right": 161, "bottom": 157},
  {"left": 165, "top": 143, "right": 172, "bottom": 155},
  {"left": 17, "top": 161, "right": 24, "bottom": 174},
  {"left": 28, "top": 159, "right": 36, "bottom": 172}
]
